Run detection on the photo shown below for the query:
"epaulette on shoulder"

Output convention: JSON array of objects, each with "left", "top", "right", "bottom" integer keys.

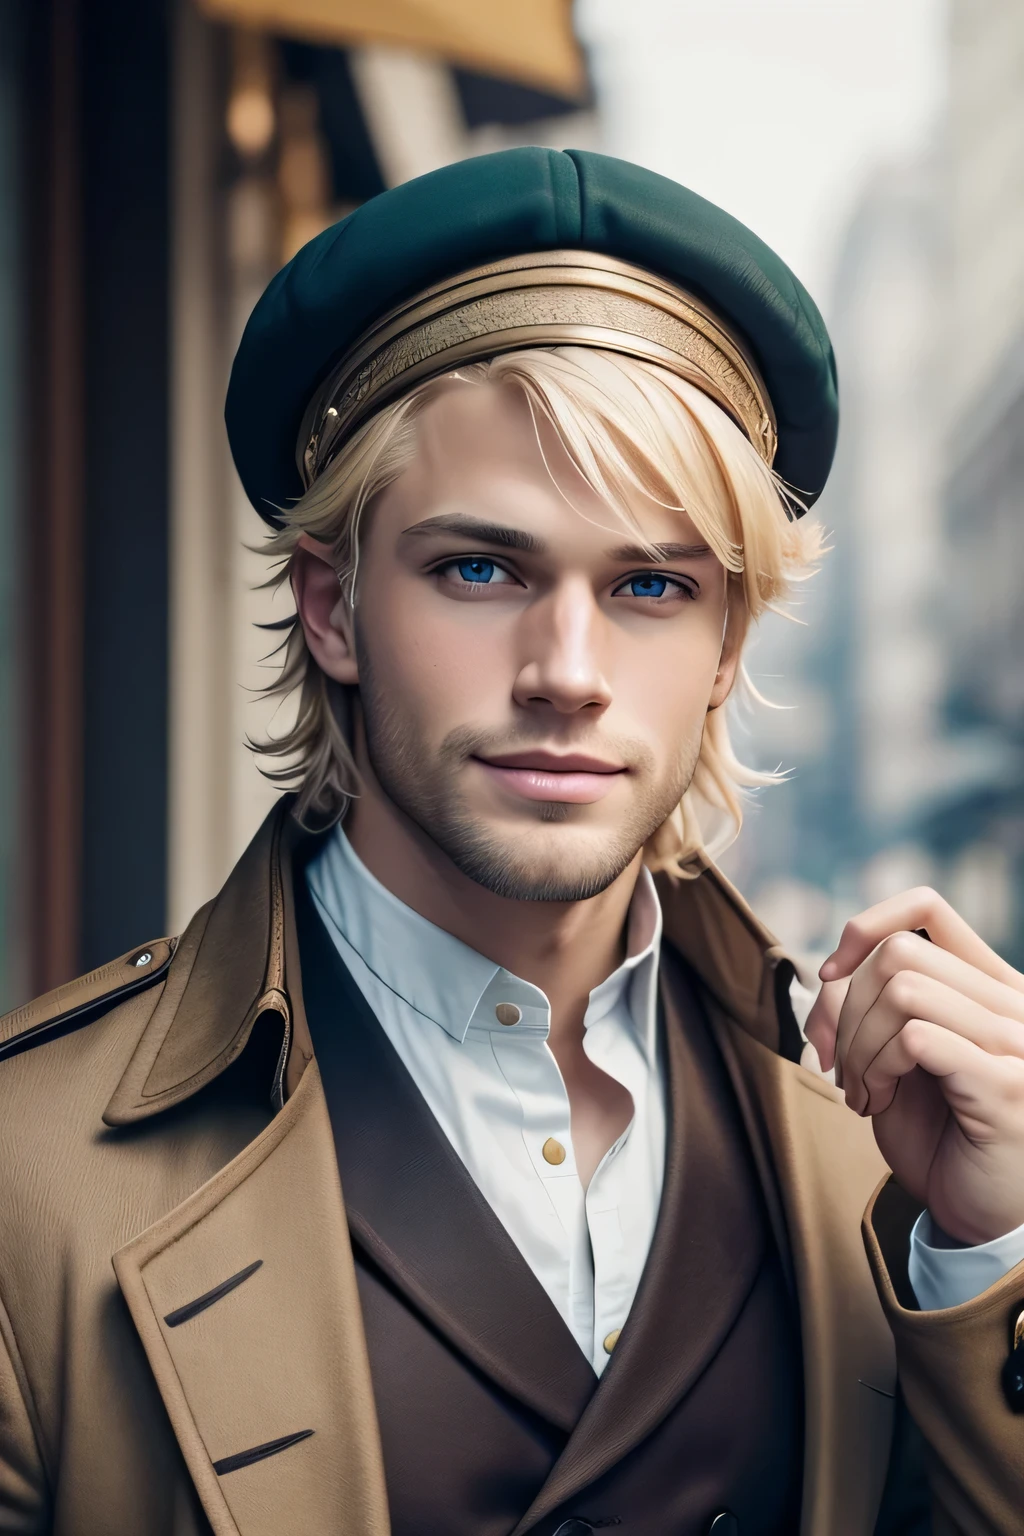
[{"left": 0, "top": 938, "right": 176, "bottom": 1065}]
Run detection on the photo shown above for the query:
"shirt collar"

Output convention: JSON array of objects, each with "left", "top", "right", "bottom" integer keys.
[
  {"left": 306, "top": 824, "right": 662, "bottom": 1055},
  {"left": 586, "top": 869, "right": 662, "bottom": 1064}
]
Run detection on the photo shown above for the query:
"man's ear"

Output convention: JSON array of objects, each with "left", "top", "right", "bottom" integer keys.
[
  {"left": 708, "top": 602, "right": 746, "bottom": 710},
  {"left": 290, "top": 535, "right": 359, "bottom": 685}
]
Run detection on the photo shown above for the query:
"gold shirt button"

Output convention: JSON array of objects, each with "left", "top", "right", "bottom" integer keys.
[
  {"left": 542, "top": 1137, "right": 566, "bottom": 1165},
  {"left": 494, "top": 1002, "right": 521, "bottom": 1026},
  {"left": 603, "top": 1328, "right": 621, "bottom": 1354}
]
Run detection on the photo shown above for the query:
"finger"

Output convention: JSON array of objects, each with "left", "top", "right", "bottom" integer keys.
[
  {"left": 858, "top": 1016, "right": 978, "bottom": 1115},
  {"left": 840, "top": 971, "right": 1024, "bottom": 1115},
  {"left": 820, "top": 887, "right": 1024, "bottom": 991},
  {"left": 834, "top": 930, "right": 1024, "bottom": 1074},
  {"left": 803, "top": 978, "right": 850, "bottom": 1072},
  {"left": 859, "top": 1017, "right": 1024, "bottom": 1128}
]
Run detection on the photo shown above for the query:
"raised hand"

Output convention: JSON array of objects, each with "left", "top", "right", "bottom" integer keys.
[{"left": 804, "top": 888, "right": 1024, "bottom": 1246}]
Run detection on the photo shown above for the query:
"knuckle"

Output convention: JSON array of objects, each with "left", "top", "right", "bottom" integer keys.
[
  {"left": 900, "top": 1017, "right": 930, "bottom": 1054},
  {"left": 885, "top": 969, "right": 921, "bottom": 1015},
  {"left": 910, "top": 884, "right": 944, "bottom": 917},
  {"left": 879, "top": 932, "right": 918, "bottom": 974}
]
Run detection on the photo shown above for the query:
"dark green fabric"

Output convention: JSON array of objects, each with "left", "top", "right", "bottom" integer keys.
[{"left": 226, "top": 147, "right": 837, "bottom": 523}]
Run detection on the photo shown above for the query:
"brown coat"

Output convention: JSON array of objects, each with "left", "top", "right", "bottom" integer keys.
[{"left": 0, "top": 800, "right": 1021, "bottom": 1535}]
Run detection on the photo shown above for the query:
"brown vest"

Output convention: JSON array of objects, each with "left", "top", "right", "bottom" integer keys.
[{"left": 298, "top": 878, "right": 803, "bottom": 1536}]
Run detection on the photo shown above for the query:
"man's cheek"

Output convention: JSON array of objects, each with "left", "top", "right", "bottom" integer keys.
[
  {"left": 620, "top": 655, "right": 714, "bottom": 738},
  {"left": 418, "top": 637, "right": 508, "bottom": 707},
  {"left": 394, "top": 646, "right": 493, "bottom": 733}
]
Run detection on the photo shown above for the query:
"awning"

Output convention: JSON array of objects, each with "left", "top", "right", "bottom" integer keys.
[{"left": 195, "top": 0, "right": 586, "bottom": 100}]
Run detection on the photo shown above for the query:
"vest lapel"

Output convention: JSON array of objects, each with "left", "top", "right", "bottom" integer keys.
[
  {"left": 111, "top": 1062, "right": 390, "bottom": 1536},
  {"left": 658, "top": 862, "right": 897, "bottom": 1536},
  {"left": 711, "top": 997, "right": 896, "bottom": 1536},
  {"left": 513, "top": 950, "right": 769, "bottom": 1533},
  {"left": 296, "top": 876, "right": 597, "bottom": 1435}
]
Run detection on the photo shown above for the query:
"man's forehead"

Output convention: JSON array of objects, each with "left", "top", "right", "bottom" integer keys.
[
  {"left": 412, "top": 376, "right": 540, "bottom": 458},
  {"left": 390, "top": 384, "right": 706, "bottom": 550}
]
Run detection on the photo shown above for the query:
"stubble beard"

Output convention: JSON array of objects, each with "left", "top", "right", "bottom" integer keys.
[{"left": 356, "top": 655, "right": 700, "bottom": 903}]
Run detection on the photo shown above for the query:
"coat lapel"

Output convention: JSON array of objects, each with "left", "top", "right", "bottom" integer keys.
[
  {"left": 111, "top": 1061, "right": 390, "bottom": 1536},
  {"left": 294, "top": 872, "right": 597, "bottom": 1434},
  {"left": 513, "top": 951, "right": 769, "bottom": 1532}
]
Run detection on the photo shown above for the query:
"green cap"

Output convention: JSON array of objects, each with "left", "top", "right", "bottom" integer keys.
[{"left": 226, "top": 147, "right": 837, "bottom": 523}]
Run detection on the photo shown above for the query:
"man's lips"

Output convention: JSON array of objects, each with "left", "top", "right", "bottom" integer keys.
[{"left": 473, "top": 751, "right": 627, "bottom": 804}]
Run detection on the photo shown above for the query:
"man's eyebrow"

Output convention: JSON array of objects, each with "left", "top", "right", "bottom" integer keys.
[
  {"left": 608, "top": 541, "right": 714, "bottom": 563},
  {"left": 402, "top": 515, "right": 544, "bottom": 553}
]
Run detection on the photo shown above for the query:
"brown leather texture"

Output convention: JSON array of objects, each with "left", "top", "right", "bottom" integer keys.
[{"left": 0, "top": 797, "right": 1019, "bottom": 1534}]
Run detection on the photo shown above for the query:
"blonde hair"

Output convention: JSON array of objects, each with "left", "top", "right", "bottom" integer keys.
[{"left": 257, "top": 346, "right": 824, "bottom": 872}]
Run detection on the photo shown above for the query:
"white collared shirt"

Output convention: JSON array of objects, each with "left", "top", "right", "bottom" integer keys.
[
  {"left": 308, "top": 826, "right": 1023, "bottom": 1344},
  {"left": 307, "top": 825, "right": 666, "bottom": 1374}
]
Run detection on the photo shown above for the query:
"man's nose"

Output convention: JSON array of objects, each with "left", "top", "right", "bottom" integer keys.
[{"left": 511, "top": 579, "right": 613, "bottom": 716}]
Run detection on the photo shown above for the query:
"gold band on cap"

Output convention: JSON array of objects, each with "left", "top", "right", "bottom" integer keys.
[{"left": 299, "top": 249, "right": 777, "bottom": 485}]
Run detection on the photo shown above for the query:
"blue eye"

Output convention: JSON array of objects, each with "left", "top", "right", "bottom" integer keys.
[
  {"left": 627, "top": 574, "right": 669, "bottom": 598},
  {"left": 613, "top": 571, "right": 694, "bottom": 601},
  {"left": 456, "top": 558, "right": 496, "bottom": 583}
]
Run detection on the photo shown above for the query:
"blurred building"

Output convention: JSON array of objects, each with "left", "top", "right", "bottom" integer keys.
[
  {"left": 727, "top": 153, "right": 948, "bottom": 958},
  {"left": 736, "top": 0, "right": 1024, "bottom": 966},
  {"left": 917, "top": 0, "right": 1024, "bottom": 962}
]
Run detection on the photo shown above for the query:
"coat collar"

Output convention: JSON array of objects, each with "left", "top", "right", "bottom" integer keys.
[
  {"left": 103, "top": 798, "right": 803, "bottom": 1127},
  {"left": 103, "top": 801, "right": 295, "bottom": 1126},
  {"left": 655, "top": 849, "right": 807, "bottom": 1060}
]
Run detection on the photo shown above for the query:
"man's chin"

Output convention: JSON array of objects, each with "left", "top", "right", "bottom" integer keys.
[{"left": 431, "top": 818, "right": 643, "bottom": 904}]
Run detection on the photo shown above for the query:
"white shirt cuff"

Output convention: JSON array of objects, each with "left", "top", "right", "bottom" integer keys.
[{"left": 908, "top": 1209, "right": 1024, "bottom": 1311}]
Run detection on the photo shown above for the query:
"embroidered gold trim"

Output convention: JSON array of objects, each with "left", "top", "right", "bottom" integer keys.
[{"left": 298, "top": 250, "right": 777, "bottom": 484}]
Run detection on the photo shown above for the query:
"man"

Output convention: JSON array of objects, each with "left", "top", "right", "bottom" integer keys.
[{"left": 2, "top": 148, "right": 1024, "bottom": 1536}]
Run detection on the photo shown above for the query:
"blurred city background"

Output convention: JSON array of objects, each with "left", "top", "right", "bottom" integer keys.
[{"left": 0, "top": 0, "right": 1020, "bottom": 1008}]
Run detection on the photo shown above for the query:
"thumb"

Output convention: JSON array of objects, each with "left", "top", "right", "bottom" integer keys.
[{"left": 803, "top": 977, "right": 850, "bottom": 1073}]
